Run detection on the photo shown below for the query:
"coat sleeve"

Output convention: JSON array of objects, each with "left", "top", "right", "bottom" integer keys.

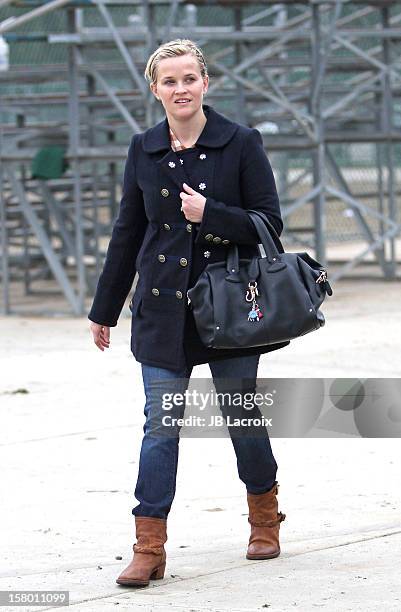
[
  {"left": 194, "top": 128, "right": 283, "bottom": 246},
  {"left": 88, "top": 134, "right": 148, "bottom": 327}
]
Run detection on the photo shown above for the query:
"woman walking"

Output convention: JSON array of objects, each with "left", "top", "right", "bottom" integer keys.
[{"left": 89, "top": 39, "right": 287, "bottom": 587}]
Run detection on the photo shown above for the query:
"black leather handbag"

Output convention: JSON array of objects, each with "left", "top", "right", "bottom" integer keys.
[{"left": 187, "top": 210, "right": 333, "bottom": 350}]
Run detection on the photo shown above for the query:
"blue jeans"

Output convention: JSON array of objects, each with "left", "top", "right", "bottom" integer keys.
[{"left": 132, "top": 354, "right": 278, "bottom": 519}]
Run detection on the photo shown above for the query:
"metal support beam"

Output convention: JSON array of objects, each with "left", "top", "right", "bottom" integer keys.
[
  {"left": 67, "top": 7, "right": 86, "bottom": 314},
  {"left": 6, "top": 165, "right": 81, "bottom": 313}
]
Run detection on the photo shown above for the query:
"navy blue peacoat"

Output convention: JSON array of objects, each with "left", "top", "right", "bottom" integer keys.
[{"left": 88, "top": 104, "right": 290, "bottom": 371}]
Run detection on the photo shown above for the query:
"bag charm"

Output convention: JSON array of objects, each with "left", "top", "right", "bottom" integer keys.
[
  {"left": 246, "top": 281, "right": 263, "bottom": 322},
  {"left": 316, "top": 269, "right": 327, "bottom": 283}
]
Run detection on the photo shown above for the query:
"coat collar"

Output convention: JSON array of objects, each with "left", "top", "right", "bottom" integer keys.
[{"left": 142, "top": 104, "right": 239, "bottom": 153}]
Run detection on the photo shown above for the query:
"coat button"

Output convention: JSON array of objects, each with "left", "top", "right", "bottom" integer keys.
[
  {"left": 205, "top": 233, "right": 213, "bottom": 241},
  {"left": 180, "top": 257, "right": 188, "bottom": 267},
  {"left": 152, "top": 288, "right": 160, "bottom": 296},
  {"left": 163, "top": 223, "right": 171, "bottom": 230},
  {"left": 158, "top": 254, "right": 166, "bottom": 263},
  {"left": 199, "top": 153, "right": 206, "bottom": 160},
  {"left": 222, "top": 239, "right": 230, "bottom": 245},
  {"left": 186, "top": 223, "right": 192, "bottom": 232},
  {"left": 161, "top": 188, "right": 169, "bottom": 197},
  {"left": 176, "top": 290, "right": 183, "bottom": 299},
  {"left": 213, "top": 236, "right": 222, "bottom": 244}
]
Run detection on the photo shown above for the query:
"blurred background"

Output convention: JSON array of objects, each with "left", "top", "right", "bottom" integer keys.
[{"left": 0, "top": 0, "right": 400, "bottom": 318}]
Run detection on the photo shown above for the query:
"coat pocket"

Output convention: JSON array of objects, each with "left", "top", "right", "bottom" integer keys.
[{"left": 129, "top": 291, "right": 142, "bottom": 317}]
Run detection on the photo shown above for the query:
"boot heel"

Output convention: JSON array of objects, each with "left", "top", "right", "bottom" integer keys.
[{"left": 150, "top": 562, "right": 166, "bottom": 580}]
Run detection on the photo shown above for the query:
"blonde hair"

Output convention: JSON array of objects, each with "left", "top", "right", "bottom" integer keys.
[{"left": 144, "top": 39, "right": 208, "bottom": 85}]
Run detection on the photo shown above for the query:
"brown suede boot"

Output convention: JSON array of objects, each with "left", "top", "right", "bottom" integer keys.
[
  {"left": 246, "top": 481, "right": 286, "bottom": 560},
  {"left": 116, "top": 517, "right": 167, "bottom": 587}
]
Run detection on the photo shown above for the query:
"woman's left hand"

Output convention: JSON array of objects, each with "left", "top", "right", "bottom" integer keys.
[{"left": 180, "top": 182, "right": 206, "bottom": 223}]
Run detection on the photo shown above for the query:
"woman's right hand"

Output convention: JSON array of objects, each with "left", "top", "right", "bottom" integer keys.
[{"left": 89, "top": 321, "right": 111, "bottom": 351}]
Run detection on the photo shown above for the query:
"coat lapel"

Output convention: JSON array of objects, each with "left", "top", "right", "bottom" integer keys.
[
  {"left": 141, "top": 104, "right": 240, "bottom": 194},
  {"left": 157, "top": 150, "right": 191, "bottom": 191},
  {"left": 143, "top": 104, "right": 239, "bottom": 188}
]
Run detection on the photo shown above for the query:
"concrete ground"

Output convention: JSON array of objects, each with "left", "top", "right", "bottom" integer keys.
[{"left": 0, "top": 278, "right": 400, "bottom": 611}]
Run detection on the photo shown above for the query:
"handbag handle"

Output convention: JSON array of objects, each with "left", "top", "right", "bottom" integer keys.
[
  {"left": 225, "top": 210, "right": 284, "bottom": 279},
  {"left": 247, "top": 210, "right": 285, "bottom": 259}
]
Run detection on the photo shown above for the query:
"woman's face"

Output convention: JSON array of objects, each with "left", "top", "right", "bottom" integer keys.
[{"left": 150, "top": 54, "right": 208, "bottom": 120}]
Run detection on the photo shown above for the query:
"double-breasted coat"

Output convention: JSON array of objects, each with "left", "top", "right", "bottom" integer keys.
[{"left": 88, "top": 104, "right": 290, "bottom": 371}]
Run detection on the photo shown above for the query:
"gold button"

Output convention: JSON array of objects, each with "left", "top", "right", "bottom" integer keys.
[
  {"left": 158, "top": 254, "right": 166, "bottom": 263},
  {"left": 213, "top": 236, "right": 222, "bottom": 244},
  {"left": 180, "top": 257, "right": 188, "bottom": 267},
  {"left": 152, "top": 288, "right": 160, "bottom": 296},
  {"left": 176, "top": 291, "right": 183, "bottom": 299},
  {"left": 161, "top": 188, "right": 169, "bottom": 197},
  {"left": 163, "top": 223, "right": 171, "bottom": 230},
  {"left": 205, "top": 233, "right": 213, "bottom": 241},
  {"left": 222, "top": 239, "right": 230, "bottom": 245},
  {"left": 186, "top": 223, "right": 192, "bottom": 232}
]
